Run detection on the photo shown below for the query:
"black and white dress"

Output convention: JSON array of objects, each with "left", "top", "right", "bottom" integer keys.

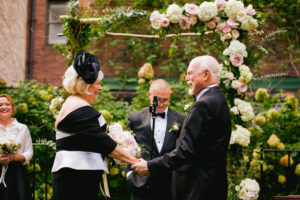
[{"left": 51, "top": 106, "right": 117, "bottom": 200}]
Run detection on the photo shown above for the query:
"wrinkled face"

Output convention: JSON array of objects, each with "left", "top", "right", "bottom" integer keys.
[
  {"left": 0, "top": 97, "right": 13, "bottom": 119},
  {"left": 185, "top": 63, "right": 207, "bottom": 96},
  {"left": 87, "top": 79, "right": 103, "bottom": 104},
  {"left": 148, "top": 88, "right": 171, "bottom": 113}
]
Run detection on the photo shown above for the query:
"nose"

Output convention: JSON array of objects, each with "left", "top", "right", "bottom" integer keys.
[{"left": 98, "top": 84, "right": 103, "bottom": 91}]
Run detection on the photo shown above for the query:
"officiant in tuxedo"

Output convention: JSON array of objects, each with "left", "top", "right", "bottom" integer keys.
[
  {"left": 132, "top": 56, "right": 232, "bottom": 200},
  {"left": 126, "top": 79, "right": 185, "bottom": 200}
]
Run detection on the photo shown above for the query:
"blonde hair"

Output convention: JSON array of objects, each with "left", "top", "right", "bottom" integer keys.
[
  {"left": 63, "top": 66, "right": 104, "bottom": 95},
  {"left": 0, "top": 94, "right": 16, "bottom": 116}
]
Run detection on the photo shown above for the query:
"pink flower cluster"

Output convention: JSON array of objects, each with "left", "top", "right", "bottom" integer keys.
[{"left": 213, "top": 18, "right": 240, "bottom": 40}]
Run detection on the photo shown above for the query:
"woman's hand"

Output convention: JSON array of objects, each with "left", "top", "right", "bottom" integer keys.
[{"left": 0, "top": 154, "right": 14, "bottom": 165}]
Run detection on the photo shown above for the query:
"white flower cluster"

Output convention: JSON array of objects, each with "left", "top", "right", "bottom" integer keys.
[
  {"left": 225, "top": 0, "right": 244, "bottom": 19},
  {"left": 198, "top": 2, "right": 218, "bottom": 21},
  {"left": 230, "top": 125, "right": 251, "bottom": 147},
  {"left": 241, "top": 16, "right": 258, "bottom": 31},
  {"left": 166, "top": 4, "right": 183, "bottom": 23},
  {"left": 0, "top": 134, "right": 21, "bottom": 154},
  {"left": 239, "top": 65, "right": 252, "bottom": 83},
  {"left": 233, "top": 98, "right": 255, "bottom": 121},
  {"left": 223, "top": 40, "right": 248, "bottom": 58},
  {"left": 235, "top": 178, "right": 260, "bottom": 200},
  {"left": 108, "top": 123, "right": 141, "bottom": 168},
  {"left": 49, "top": 97, "right": 65, "bottom": 119}
]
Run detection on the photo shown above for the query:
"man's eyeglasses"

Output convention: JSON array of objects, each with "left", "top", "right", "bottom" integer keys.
[{"left": 157, "top": 98, "right": 169, "bottom": 104}]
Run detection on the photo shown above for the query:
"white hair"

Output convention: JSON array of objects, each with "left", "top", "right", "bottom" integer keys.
[
  {"left": 62, "top": 65, "right": 104, "bottom": 95},
  {"left": 191, "top": 56, "right": 221, "bottom": 82}
]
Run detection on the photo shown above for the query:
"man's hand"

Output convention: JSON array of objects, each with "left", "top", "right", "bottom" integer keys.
[{"left": 132, "top": 158, "right": 150, "bottom": 177}]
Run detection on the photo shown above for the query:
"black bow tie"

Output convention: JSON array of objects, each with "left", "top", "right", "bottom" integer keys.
[{"left": 155, "top": 112, "right": 165, "bottom": 119}]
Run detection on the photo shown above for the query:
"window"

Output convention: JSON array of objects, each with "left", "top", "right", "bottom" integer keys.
[{"left": 48, "top": 1, "right": 67, "bottom": 44}]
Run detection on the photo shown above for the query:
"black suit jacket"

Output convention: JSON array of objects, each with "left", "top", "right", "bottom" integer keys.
[
  {"left": 126, "top": 107, "right": 185, "bottom": 200},
  {"left": 148, "top": 86, "right": 232, "bottom": 200}
]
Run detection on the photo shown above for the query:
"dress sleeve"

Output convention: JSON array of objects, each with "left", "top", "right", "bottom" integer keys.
[{"left": 21, "top": 125, "right": 33, "bottom": 165}]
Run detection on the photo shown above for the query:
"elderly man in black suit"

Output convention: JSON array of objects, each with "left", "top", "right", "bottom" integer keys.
[
  {"left": 132, "top": 56, "right": 232, "bottom": 200},
  {"left": 126, "top": 79, "right": 185, "bottom": 200}
]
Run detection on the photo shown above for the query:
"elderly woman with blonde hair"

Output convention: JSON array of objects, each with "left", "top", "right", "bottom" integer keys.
[{"left": 51, "top": 53, "right": 139, "bottom": 200}]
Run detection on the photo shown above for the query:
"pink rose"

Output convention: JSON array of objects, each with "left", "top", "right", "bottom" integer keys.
[
  {"left": 214, "top": 17, "right": 221, "bottom": 22},
  {"left": 188, "top": 15, "right": 197, "bottom": 25},
  {"left": 184, "top": 3, "right": 199, "bottom": 16},
  {"left": 246, "top": 5, "right": 256, "bottom": 16},
  {"left": 223, "top": 25, "right": 232, "bottom": 33},
  {"left": 207, "top": 21, "right": 216, "bottom": 29},
  {"left": 230, "top": 54, "right": 243, "bottom": 66},
  {"left": 227, "top": 72, "right": 234, "bottom": 80},
  {"left": 225, "top": 32, "right": 232, "bottom": 39},
  {"left": 215, "top": 0, "right": 226, "bottom": 8},
  {"left": 227, "top": 19, "right": 239, "bottom": 28},
  {"left": 232, "top": 29, "right": 240, "bottom": 39},
  {"left": 179, "top": 17, "right": 191, "bottom": 30},
  {"left": 217, "top": 22, "right": 226, "bottom": 30},
  {"left": 161, "top": 17, "right": 170, "bottom": 27},
  {"left": 238, "top": 81, "right": 248, "bottom": 93}
]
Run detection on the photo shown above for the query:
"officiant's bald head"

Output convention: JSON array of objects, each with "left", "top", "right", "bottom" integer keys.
[{"left": 148, "top": 79, "right": 171, "bottom": 113}]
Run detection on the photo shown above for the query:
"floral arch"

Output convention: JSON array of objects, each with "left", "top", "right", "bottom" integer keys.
[{"left": 57, "top": 0, "right": 268, "bottom": 199}]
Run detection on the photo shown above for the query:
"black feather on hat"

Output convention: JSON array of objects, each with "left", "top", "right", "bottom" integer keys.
[{"left": 73, "top": 52, "right": 100, "bottom": 84}]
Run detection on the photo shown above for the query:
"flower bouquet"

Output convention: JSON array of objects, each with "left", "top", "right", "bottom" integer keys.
[
  {"left": 108, "top": 123, "right": 141, "bottom": 168},
  {"left": 0, "top": 134, "right": 22, "bottom": 187}
]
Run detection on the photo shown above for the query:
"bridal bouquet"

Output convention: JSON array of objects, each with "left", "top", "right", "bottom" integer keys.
[
  {"left": 0, "top": 135, "right": 21, "bottom": 154},
  {"left": 0, "top": 134, "right": 22, "bottom": 187},
  {"left": 108, "top": 123, "right": 141, "bottom": 168},
  {"left": 235, "top": 178, "right": 260, "bottom": 200}
]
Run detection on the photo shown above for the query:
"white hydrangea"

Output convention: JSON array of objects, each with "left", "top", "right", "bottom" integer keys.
[
  {"left": 223, "top": 40, "right": 248, "bottom": 57},
  {"left": 230, "top": 106, "right": 239, "bottom": 115},
  {"left": 241, "top": 16, "right": 258, "bottom": 31},
  {"left": 166, "top": 4, "right": 183, "bottom": 23},
  {"left": 49, "top": 97, "right": 65, "bottom": 118},
  {"left": 239, "top": 65, "right": 253, "bottom": 83},
  {"left": 197, "top": 2, "right": 218, "bottom": 22},
  {"left": 236, "top": 178, "right": 260, "bottom": 200},
  {"left": 230, "top": 125, "right": 251, "bottom": 147},
  {"left": 234, "top": 98, "right": 255, "bottom": 122},
  {"left": 225, "top": 0, "right": 245, "bottom": 19}
]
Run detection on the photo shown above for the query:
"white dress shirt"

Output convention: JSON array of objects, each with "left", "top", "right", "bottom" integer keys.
[
  {"left": 195, "top": 84, "right": 219, "bottom": 101},
  {"left": 51, "top": 115, "right": 108, "bottom": 173},
  {"left": 0, "top": 119, "right": 33, "bottom": 164},
  {"left": 150, "top": 107, "right": 168, "bottom": 153}
]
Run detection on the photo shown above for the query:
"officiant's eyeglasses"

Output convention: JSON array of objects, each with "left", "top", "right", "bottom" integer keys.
[{"left": 157, "top": 98, "right": 169, "bottom": 104}]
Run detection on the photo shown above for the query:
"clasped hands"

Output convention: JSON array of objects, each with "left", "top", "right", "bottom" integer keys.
[
  {"left": 132, "top": 158, "right": 150, "bottom": 177},
  {"left": 0, "top": 154, "right": 14, "bottom": 165}
]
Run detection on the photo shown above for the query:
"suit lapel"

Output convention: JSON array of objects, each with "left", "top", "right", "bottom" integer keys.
[
  {"left": 141, "top": 108, "right": 159, "bottom": 155},
  {"left": 160, "top": 109, "right": 177, "bottom": 155}
]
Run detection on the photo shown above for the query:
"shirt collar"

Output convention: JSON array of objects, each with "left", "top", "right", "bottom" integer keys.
[{"left": 195, "top": 84, "right": 219, "bottom": 101}]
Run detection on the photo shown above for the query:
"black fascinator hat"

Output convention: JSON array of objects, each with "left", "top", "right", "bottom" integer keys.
[{"left": 73, "top": 52, "right": 100, "bottom": 84}]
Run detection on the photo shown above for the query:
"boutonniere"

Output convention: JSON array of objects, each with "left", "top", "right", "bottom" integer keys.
[{"left": 169, "top": 122, "right": 180, "bottom": 132}]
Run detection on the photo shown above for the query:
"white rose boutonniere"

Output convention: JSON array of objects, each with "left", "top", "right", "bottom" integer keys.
[{"left": 169, "top": 122, "right": 180, "bottom": 133}]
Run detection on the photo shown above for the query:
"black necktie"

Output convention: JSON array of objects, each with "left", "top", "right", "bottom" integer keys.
[{"left": 155, "top": 112, "right": 165, "bottom": 119}]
